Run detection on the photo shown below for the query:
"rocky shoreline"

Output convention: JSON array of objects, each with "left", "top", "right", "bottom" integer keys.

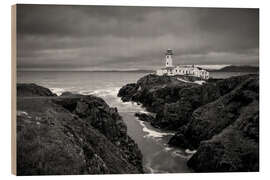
[
  {"left": 17, "top": 83, "right": 143, "bottom": 175},
  {"left": 118, "top": 74, "right": 259, "bottom": 172}
]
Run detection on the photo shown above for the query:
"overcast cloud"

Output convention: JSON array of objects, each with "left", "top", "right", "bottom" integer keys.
[{"left": 17, "top": 4, "right": 259, "bottom": 70}]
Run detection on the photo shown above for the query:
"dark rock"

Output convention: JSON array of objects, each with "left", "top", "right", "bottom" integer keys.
[
  {"left": 72, "top": 95, "right": 128, "bottom": 142},
  {"left": 215, "top": 74, "right": 258, "bottom": 95},
  {"left": 117, "top": 83, "right": 138, "bottom": 102},
  {"left": 17, "top": 84, "right": 143, "bottom": 175},
  {"left": 137, "top": 74, "right": 176, "bottom": 89},
  {"left": 187, "top": 101, "right": 259, "bottom": 172},
  {"left": 168, "top": 132, "right": 190, "bottom": 149},
  {"left": 17, "top": 83, "right": 56, "bottom": 97},
  {"left": 174, "top": 76, "right": 259, "bottom": 149},
  {"left": 60, "top": 91, "right": 76, "bottom": 96},
  {"left": 184, "top": 77, "right": 259, "bottom": 172},
  {"left": 134, "top": 112, "right": 155, "bottom": 123}
]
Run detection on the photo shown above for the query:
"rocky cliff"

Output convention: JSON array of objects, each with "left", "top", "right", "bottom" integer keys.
[
  {"left": 17, "top": 84, "right": 143, "bottom": 175},
  {"left": 118, "top": 74, "right": 255, "bottom": 130},
  {"left": 118, "top": 74, "right": 259, "bottom": 172}
]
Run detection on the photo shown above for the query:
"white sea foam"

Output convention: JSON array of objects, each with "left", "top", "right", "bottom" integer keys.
[
  {"left": 177, "top": 78, "right": 191, "bottom": 83},
  {"left": 117, "top": 100, "right": 144, "bottom": 113},
  {"left": 177, "top": 78, "right": 206, "bottom": 86},
  {"left": 139, "top": 110, "right": 151, "bottom": 115},
  {"left": 171, "top": 150, "right": 191, "bottom": 159},
  {"left": 17, "top": 111, "right": 28, "bottom": 116},
  {"left": 164, "top": 147, "right": 173, "bottom": 152},
  {"left": 145, "top": 166, "right": 167, "bottom": 174},
  {"left": 77, "top": 87, "right": 144, "bottom": 113},
  {"left": 139, "top": 121, "right": 174, "bottom": 138},
  {"left": 144, "top": 162, "right": 158, "bottom": 173},
  {"left": 185, "top": 149, "right": 197, "bottom": 154},
  {"left": 89, "top": 87, "right": 120, "bottom": 97},
  {"left": 194, "top": 80, "right": 206, "bottom": 85},
  {"left": 17, "top": 111, "right": 31, "bottom": 118},
  {"left": 78, "top": 90, "right": 92, "bottom": 95}
]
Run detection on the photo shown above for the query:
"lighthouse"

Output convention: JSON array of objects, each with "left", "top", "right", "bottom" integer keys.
[
  {"left": 165, "top": 49, "right": 173, "bottom": 67},
  {"left": 156, "top": 49, "right": 210, "bottom": 79}
]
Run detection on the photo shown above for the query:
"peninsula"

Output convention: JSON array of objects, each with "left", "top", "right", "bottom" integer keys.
[{"left": 118, "top": 49, "right": 259, "bottom": 172}]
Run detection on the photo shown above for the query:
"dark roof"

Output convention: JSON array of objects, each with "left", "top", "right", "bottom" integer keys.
[{"left": 165, "top": 49, "right": 173, "bottom": 55}]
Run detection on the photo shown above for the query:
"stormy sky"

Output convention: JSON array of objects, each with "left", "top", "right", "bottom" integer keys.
[{"left": 17, "top": 4, "right": 259, "bottom": 71}]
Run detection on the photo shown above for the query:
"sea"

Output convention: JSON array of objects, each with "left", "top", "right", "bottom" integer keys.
[{"left": 17, "top": 71, "right": 255, "bottom": 173}]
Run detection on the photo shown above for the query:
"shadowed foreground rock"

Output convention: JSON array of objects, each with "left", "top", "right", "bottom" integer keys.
[{"left": 17, "top": 84, "right": 143, "bottom": 175}]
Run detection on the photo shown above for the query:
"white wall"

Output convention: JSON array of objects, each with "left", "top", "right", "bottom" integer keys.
[{"left": 165, "top": 55, "right": 173, "bottom": 67}]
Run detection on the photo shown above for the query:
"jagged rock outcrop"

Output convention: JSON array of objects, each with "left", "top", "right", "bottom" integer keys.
[
  {"left": 118, "top": 83, "right": 139, "bottom": 102},
  {"left": 16, "top": 84, "right": 143, "bottom": 175}
]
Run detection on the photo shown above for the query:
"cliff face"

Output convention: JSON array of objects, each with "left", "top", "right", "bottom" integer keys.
[
  {"left": 186, "top": 76, "right": 259, "bottom": 172},
  {"left": 187, "top": 100, "right": 259, "bottom": 172},
  {"left": 17, "top": 84, "right": 143, "bottom": 175},
  {"left": 118, "top": 74, "right": 259, "bottom": 172},
  {"left": 170, "top": 76, "right": 259, "bottom": 149}
]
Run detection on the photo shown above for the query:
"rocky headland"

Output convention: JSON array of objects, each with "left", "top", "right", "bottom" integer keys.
[
  {"left": 17, "top": 83, "right": 143, "bottom": 175},
  {"left": 118, "top": 74, "right": 259, "bottom": 172},
  {"left": 211, "top": 65, "right": 259, "bottom": 72}
]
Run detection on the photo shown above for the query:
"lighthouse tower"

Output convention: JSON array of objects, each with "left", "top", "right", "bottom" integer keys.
[{"left": 165, "top": 49, "right": 173, "bottom": 67}]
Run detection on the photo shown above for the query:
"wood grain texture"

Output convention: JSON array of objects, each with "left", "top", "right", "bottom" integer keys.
[{"left": 11, "top": 4, "right": 17, "bottom": 175}]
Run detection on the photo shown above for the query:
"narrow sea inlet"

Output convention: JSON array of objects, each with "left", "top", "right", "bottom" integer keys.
[{"left": 115, "top": 102, "right": 193, "bottom": 173}]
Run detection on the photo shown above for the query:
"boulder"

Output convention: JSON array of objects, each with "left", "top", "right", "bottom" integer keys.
[
  {"left": 134, "top": 112, "right": 155, "bottom": 123},
  {"left": 17, "top": 83, "right": 56, "bottom": 97},
  {"left": 117, "top": 83, "right": 138, "bottom": 102},
  {"left": 60, "top": 91, "right": 76, "bottom": 96}
]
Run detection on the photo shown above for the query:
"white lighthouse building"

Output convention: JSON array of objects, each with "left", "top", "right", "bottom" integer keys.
[{"left": 156, "top": 49, "right": 210, "bottom": 79}]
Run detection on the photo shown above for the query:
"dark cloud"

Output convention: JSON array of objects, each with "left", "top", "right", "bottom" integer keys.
[{"left": 17, "top": 4, "right": 259, "bottom": 70}]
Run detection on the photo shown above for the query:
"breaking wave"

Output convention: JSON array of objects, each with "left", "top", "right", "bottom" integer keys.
[
  {"left": 139, "top": 120, "right": 174, "bottom": 138},
  {"left": 82, "top": 87, "right": 120, "bottom": 97}
]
